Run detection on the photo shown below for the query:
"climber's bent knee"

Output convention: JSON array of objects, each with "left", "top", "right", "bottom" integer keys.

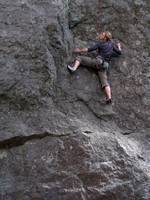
[{"left": 76, "top": 56, "right": 97, "bottom": 68}]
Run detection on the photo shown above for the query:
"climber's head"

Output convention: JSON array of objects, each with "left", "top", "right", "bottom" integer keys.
[{"left": 97, "top": 31, "right": 112, "bottom": 41}]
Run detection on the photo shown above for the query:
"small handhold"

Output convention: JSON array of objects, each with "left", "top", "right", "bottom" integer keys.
[
  {"left": 137, "top": 154, "right": 145, "bottom": 161},
  {"left": 84, "top": 130, "right": 93, "bottom": 134}
]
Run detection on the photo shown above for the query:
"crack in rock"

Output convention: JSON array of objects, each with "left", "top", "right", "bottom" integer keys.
[{"left": 0, "top": 131, "right": 70, "bottom": 150}]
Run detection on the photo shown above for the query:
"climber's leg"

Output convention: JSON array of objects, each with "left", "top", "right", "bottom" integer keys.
[
  {"left": 67, "top": 60, "right": 81, "bottom": 72},
  {"left": 104, "top": 85, "right": 112, "bottom": 104},
  {"left": 67, "top": 56, "right": 97, "bottom": 72},
  {"left": 98, "top": 70, "right": 112, "bottom": 104}
]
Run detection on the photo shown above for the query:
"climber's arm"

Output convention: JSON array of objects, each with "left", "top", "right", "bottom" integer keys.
[
  {"left": 87, "top": 43, "right": 100, "bottom": 52},
  {"left": 74, "top": 48, "right": 88, "bottom": 53},
  {"left": 74, "top": 43, "right": 99, "bottom": 53}
]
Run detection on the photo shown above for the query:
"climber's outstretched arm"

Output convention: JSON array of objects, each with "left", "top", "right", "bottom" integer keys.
[
  {"left": 73, "top": 48, "right": 88, "bottom": 53},
  {"left": 73, "top": 42, "right": 100, "bottom": 53}
]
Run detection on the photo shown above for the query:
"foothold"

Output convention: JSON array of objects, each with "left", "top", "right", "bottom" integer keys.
[
  {"left": 84, "top": 130, "right": 93, "bottom": 134},
  {"left": 137, "top": 154, "right": 145, "bottom": 161}
]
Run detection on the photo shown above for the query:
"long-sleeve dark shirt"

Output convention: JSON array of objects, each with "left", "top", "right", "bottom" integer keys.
[{"left": 88, "top": 41, "right": 122, "bottom": 62}]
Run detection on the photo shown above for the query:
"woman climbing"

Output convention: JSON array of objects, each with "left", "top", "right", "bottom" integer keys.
[{"left": 67, "top": 31, "right": 122, "bottom": 104}]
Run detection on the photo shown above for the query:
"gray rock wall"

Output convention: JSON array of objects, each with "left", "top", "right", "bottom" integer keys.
[{"left": 0, "top": 0, "right": 150, "bottom": 199}]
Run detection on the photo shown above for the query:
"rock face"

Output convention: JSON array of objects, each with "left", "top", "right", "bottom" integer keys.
[{"left": 0, "top": 0, "right": 150, "bottom": 199}]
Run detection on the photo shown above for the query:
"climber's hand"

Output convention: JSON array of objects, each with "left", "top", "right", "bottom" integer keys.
[
  {"left": 74, "top": 48, "right": 88, "bottom": 53},
  {"left": 117, "top": 42, "right": 121, "bottom": 50}
]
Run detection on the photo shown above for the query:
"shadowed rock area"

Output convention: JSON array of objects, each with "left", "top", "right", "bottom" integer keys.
[{"left": 0, "top": 0, "right": 150, "bottom": 199}]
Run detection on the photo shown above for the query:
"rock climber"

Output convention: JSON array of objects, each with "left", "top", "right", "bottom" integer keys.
[{"left": 67, "top": 31, "right": 122, "bottom": 104}]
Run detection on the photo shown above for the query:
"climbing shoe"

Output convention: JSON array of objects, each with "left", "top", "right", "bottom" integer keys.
[
  {"left": 106, "top": 98, "right": 112, "bottom": 104},
  {"left": 67, "top": 65, "right": 76, "bottom": 72}
]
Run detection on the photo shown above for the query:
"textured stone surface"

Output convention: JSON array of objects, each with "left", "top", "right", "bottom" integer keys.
[{"left": 0, "top": 0, "right": 150, "bottom": 199}]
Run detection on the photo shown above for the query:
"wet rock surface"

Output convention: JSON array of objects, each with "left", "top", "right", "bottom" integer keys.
[{"left": 0, "top": 0, "right": 150, "bottom": 199}]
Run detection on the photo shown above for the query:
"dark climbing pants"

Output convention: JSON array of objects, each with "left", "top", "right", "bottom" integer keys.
[{"left": 76, "top": 56, "right": 109, "bottom": 89}]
